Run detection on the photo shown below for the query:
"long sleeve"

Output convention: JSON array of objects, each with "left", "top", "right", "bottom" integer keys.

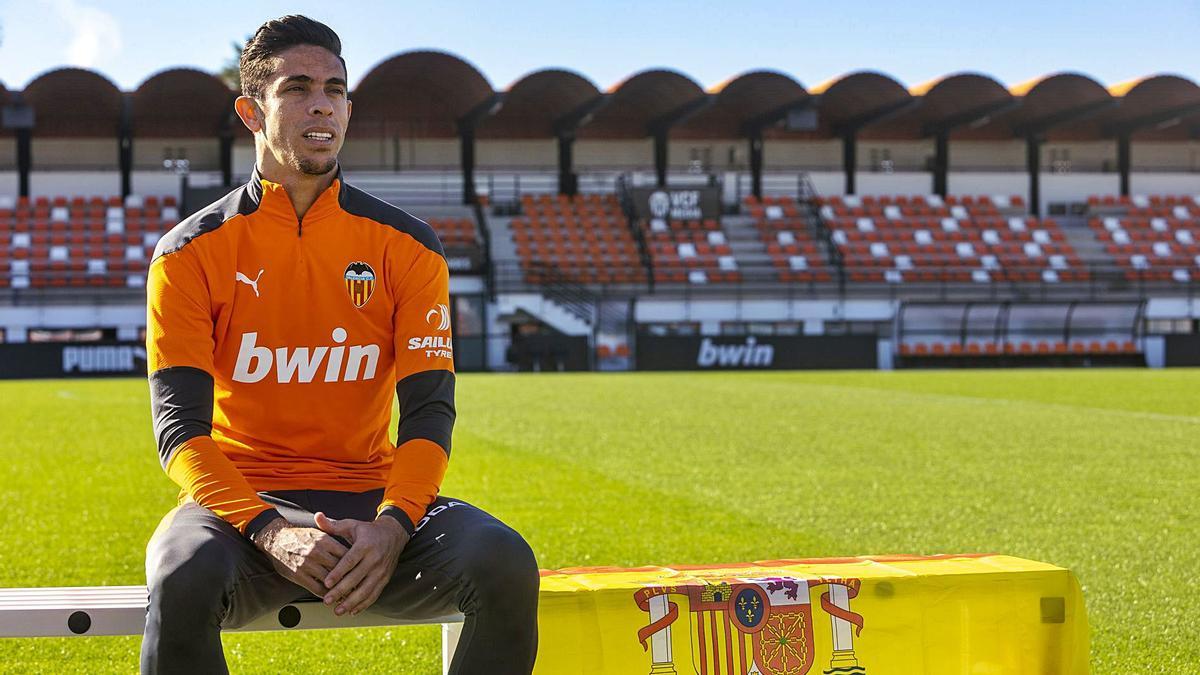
[
  {"left": 146, "top": 248, "right": 279, "bottom": 536},
  {"left": 377, "top": 242, "right": 456, "bottom": 534}
]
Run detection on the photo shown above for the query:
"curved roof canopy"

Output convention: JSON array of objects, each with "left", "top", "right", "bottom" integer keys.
[
  {"left": 351, "top": 51, "right": 494, "bottom": 138},
  {"left": 577, "top": 69, "right": 705, "bottom": 139},
  {"left": 986, "top": 72, "right": 1115, "bottom": 141},
  {"left": 672, "top": 70, "right": 809, "bottom": 139},
  {"left": 856, "top": 72, "right": 1013, "bottom": 140},
  {"left": 1102, "top": 74, "right": 1200, "bottom": 140},
  {"left": 477, "top": 69, "right": 601, "bottom": 139},
  {"left": 23, "top": 68, "right": 122, "bottom": 137},
  {"left": 773, "top": 71, "right": 912, "bottom": 140},
  {"left": 132, "top": 68, "right": 241, "bottom": 138}
]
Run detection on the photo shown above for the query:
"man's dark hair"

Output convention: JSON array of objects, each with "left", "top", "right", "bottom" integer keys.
[{"left": 239, "top": 15, "right": 345, "bottom": 99}]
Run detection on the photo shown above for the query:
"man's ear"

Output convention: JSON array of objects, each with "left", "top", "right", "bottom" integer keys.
[{"left": 234, "top": 96, "right": 264, "bottom": 134}]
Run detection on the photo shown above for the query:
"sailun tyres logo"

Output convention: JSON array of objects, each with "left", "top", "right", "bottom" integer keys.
[
  {"left": 696, "top": 336, "right": 775, "bottom": 368},
  {"left": 425, "top": 303, "right": 451, "bottom": 330},
  {"left": 408, "top": 303, "right": 453, "bottom": 359},
  {"left": 233, "top": 328, "right": 380, "bottom": 383}
]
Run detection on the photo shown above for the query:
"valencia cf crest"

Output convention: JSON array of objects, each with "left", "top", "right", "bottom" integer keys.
[{"left": 344, "top": 261, "right": 376, "bottom": 308}]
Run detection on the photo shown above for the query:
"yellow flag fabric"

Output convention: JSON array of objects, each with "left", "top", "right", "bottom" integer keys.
[{"left": 533, "top": 553, "right": 1088, "bottom": 675}]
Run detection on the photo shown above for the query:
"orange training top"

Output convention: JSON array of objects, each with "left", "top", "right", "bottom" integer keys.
[{"left": 145, "top": 166, "right": 455, "bottom": 537}]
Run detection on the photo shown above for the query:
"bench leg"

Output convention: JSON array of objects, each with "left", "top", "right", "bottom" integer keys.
[{"left": 441, "top": 621, "right": 463, "bottom": 675}]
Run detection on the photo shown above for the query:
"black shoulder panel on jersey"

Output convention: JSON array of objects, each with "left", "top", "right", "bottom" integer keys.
[
  {"left": 152, "top": 184, "right": 257, "bottom": 262},
  {"left": 339, "top": 182, "right": 446, "bottom": 259}
]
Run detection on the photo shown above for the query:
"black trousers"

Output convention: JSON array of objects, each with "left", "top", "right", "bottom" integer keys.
[{"left": 140, "top": 490, "right": 539, "bottom": 674}]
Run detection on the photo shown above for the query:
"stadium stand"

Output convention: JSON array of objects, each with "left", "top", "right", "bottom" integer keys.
[
  {"left": 426, "top": 216, "right": 480, "bottom": 251},
  {"left": 743, "top": 195, "right": 835, "bottom": 284},
  {"left": 817, "top": 194, "right": 1088, "bottom": 285},
  {"left": 510, "top": 193, "right": 647, "bottom": 285},
  {"left": 0, "top": 195, "right": 489, "bottom": 288},
  {"left": 641, "top": 216, "right": 739, "bottom": 284},
  {"left": 1088, "top": 194, "right": 1200, "bottom": 283},
  {"left": 0, "top": 195, "right": 176, "bottom": 289}
]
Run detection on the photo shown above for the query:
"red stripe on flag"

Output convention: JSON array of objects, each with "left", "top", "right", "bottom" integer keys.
[
  {"left": 705, "top": 610, "right": 715, "bottom": 672},
  {"left": 697, "top": 612, "right": 708, "bottom": 675},
  {"left": 724, "top": 613, "right": 735, "bottom": 675},
  {"left": 737, "top": 621, "right": 748, "bottom": 675}
]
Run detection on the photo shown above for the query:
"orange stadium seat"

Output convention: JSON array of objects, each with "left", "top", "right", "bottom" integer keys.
[
  {"left": 815, "top": 194, "right": 1086, "bottom": 285},
  {"left": 511, "top": 194, "right": 646, "bottom": 286}
]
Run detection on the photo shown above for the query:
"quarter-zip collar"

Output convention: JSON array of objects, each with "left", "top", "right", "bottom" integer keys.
[{"left": 246, "top": 165, "right": 344, "bottom": 231}]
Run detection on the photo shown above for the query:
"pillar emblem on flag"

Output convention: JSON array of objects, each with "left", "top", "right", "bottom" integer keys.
[{"left": 343, "top": 261, "right": 376, "bottom": 308}]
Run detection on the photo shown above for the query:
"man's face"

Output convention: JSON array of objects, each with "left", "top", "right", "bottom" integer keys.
[{"left": 244, "top": 44, "right": 351, "bottom": 177}]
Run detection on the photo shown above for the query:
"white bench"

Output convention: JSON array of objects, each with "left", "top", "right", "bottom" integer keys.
[{"left": 0, "top": 586, "right": 465, "bottom": 672}]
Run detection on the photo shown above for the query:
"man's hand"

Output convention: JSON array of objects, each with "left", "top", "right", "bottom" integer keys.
[
  {"left": 314, "top": 511, "right": 410, "bottom": 616},
  {"left": 252, "top": 516, "right": 349, "bottom": 598}
]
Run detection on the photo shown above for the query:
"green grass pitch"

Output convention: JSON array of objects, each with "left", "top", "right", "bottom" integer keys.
[{"left": 0, "top": 370, "right": 1197, "bottom": 673}]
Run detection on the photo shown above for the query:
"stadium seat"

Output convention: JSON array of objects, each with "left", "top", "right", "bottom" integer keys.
[
  {"left": 817, "top": 195, "right": 1086, "bottom": 285},
  {"left": 1087, "top": 195, "right": 1200, "bottom": 283},
  {"left": 1, "top": 195, "right": 174, "bottom": 290},
  {"left": 511, "top": 194, "right": 646, "bottom": 286}
]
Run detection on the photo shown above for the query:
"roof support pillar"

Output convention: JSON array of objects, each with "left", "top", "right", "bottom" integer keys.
[
  {"left": 459, "top": 123, "right": 476, "bottom": 205},
  {"left": 1026, "top": 134, "right": 1042, "bottom": 217},
  {"left": 748, "top": 132, "right": 764, "bottom": 200},
  {"left": 932, "top": 131, "right": 949, "bottom": 197},
  {"left": 119, "top": 94, "right": 133, "bottom": 199},
  {"left": 219, "top": 134, "right": 234, "bottom": 187},
  {"left": 653, "top": 131, "right": 668, "bottom": 187},
  {"left": 831, "top": 97, "right": 919, "bottom": 196},
  {"left": 842, "top": 133, "right": 857, "bottom": 195},
  {"left": 456, "top": 94, "right": 504, "bottom": 205},
  {"left": 1117, "top": 132, "right": 1131, "bottom": 197},
  {"left": 557, "top": 133, "right": 576, "bottom": 196},
  {"left": 3, "top": 97, "right": 34, "bottom": 198},
  {"left": 16, "top": 129, "right": 30, "bottom": 198}
]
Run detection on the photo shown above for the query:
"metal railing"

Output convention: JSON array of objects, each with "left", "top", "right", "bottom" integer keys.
[{"left": 486, "top": 258, "right": 1200, "bottom": 302}]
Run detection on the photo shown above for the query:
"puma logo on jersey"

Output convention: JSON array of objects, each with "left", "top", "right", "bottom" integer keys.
[
  {"left": 236, "top": 269, "right": 264, "bottom": 297},
  {"left": 233, "top": 327, "right": 380, "bottom": 383}
]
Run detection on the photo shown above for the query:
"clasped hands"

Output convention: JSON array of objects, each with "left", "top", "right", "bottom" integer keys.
[{"left": 252, "top": 512, "right": 410, "bottom": 616}]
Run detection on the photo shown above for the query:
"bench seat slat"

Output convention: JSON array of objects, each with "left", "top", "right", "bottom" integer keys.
[{"left": 0, "top": 586, "right": 463, "bottom": 637}]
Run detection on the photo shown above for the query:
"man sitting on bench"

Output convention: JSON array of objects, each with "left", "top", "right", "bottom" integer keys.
[{"left": 142, "top": 15, "right": 538, "bottom": 675}]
